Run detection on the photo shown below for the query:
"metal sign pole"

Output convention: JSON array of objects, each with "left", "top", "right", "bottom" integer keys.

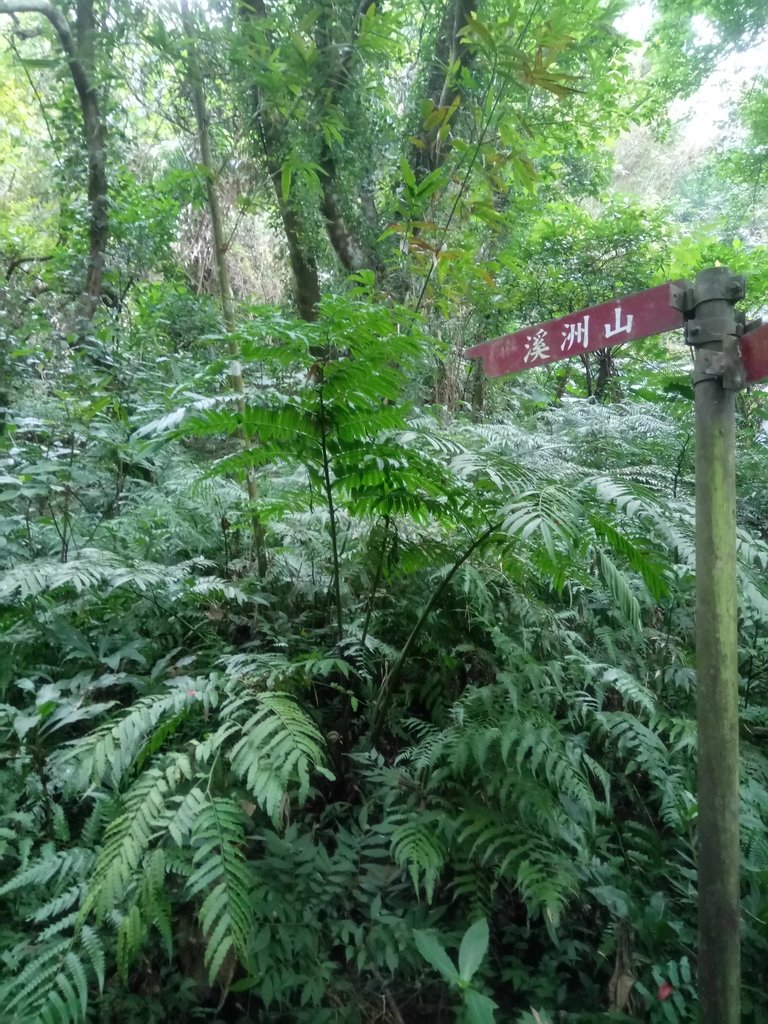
[{"left": 686, "top": 267, "right": 743, "bottom": 1024}]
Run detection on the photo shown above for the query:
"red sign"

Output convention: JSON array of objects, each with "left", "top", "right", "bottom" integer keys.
[
  {"left": 740, "top": 323, "right": 768, "bottom": 384},
  {"left": 464, "top": 282, "right": 685, "bottom": 377}
]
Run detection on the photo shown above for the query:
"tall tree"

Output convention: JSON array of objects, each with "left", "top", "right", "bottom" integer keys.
[
  {"left": 180, "top": 0, "right": 266, "bottom": 573},
  {"left": 239, "top": 0, "right": 321, "bottom": 321},
  {"left": 0, "top": 0, "right": 108, "bottom": 335}
]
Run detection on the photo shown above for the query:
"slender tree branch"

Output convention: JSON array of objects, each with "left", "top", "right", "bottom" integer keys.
[
  {"left": 318, "top": 382, "right": 344, "bottom": 640},
  {"left": 8, "top": 31, "right": 62, "bottom": 159},
  {"left": 672, "top": 432, "right": 692, "bottom": 499},
  {"left": 2, "top": 253, "right": 53, "bottom": 279},
  {"left": 0, "top": 0, "right": 77, "bottom": 62},
  {"left": 361, "top": 516, "right": 390, "bottom": 646},
  {"left": 369, "top": 519, "right": 501, "bottom": 741}
]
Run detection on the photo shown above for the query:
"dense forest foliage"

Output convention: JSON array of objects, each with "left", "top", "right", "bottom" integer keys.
[{"left": 2, "top": 0, "right": 768, "bottom": 1020}]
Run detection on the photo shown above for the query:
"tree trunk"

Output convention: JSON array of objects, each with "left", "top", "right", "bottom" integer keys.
[
  {"left": 239, "top": 0, "right": 320, "bottom": 322},
  {"left": 181, "top": 0, "right": 267, "bottom": 575},
  {"left": 0, "top": 0, "right": 108, "bottom": 337},
  {"left": 74, "top": 0, "right": 108, "bottom": 334},
  {"left": 315, "top": 1, "right": 380, "bottom": 274},
  {"left": 412, "top": 0, "right": 478, "bottom": 174},
  {"left": 180, "top": 0, "right": 236, "bottom": 332},
  {"left": 593, "top": 349, "right": 615, "bottom": 402},
  {"left": 318, "top": 156, "right": 369, "bottom": 274}
]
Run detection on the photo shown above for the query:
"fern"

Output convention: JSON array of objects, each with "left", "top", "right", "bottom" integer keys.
[
  {"left": 390, "top": 813, "right": 447, "bottom": 902},
  {"left": 0, "top": 848, "right": 94, "bottom": 897},
  {"left": 596, "top": 665, "right": 657, "bottom": 715},
  {"left": 83, "top": 754, "right": 192, "bottom": 919},
  {"left": 51, "top": 689, "right": 195, "bottom": 792},
  {"left": 5, "top": 289, "right": 768, "bottom": 1023},
  {"left": 0, "top": 549, "right": 185, "bottom": 601},
  {"left": 165, "top": 785, "right": 208, "bottom": 847},
  {"left": 594, "top": 546, "right": 642, "bottom": 630},
  {"left": 226, "top": 690, "right": 331, "bottom": 821},
  {"left": 0, "top": 927, "right": 105, "bottom": 1024},
  {"left": 29, "top": 886, "right": 84, "bottom": 924},
  {"left": 116, "top": 903, "right": 145, "bottom": 983},
  {"left": 454, "top": 811, "right": 580, "bottom": 932},
  {"left": 187, "top": 797, "right": 253, "bottom": 982}
]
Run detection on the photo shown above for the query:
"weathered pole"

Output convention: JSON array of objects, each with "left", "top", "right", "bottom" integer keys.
[
  {"left": 687, "top": 267, "right": 744, "bottom": 1024},
  {"left": 465, "top": 268, "right": 754, "bottom": 1019}
]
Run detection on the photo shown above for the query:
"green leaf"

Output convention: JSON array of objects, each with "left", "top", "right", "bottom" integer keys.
[
  {"left": 458, "top": 15, "right": 496, "bottom": 53},
  {"left": 400, "top": 157, "right": 416, "bottom": 192},
  {"left": 281, "top": 163, "right": 292, "bottom": 202},
  {"left": 589, "top": 884, "right": 630, "bottom": 918},
  {"left": 413, "top": 929, "right": 460, "bottom": 985},
  {"left": 229, "top": 974, "right": 261, "bottom": 992},
  {"left": 18, "top": 56, "right": 62, "bottom": 68},
  {"left": 463, "top": 987, "right": 498, "bottom": 1024},
  {"left": 13, "top": 712, "right": 39, "bottom": 739},
  {"left": 458, "top": 918, "right": 489, "bottom": 983}
]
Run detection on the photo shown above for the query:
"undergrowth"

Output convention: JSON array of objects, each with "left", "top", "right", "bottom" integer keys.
[{"left": 1, "top": 295, "right": 768, "bottom": 1022}]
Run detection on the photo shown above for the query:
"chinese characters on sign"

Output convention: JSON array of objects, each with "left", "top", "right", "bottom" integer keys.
[
  {"left": 519, "top": 306, "right": 637, "bottom": 367},
  {"left": 464, "top": 283, "right": 685, "bottom": 378},
  {"left": 605, "top": 307, "right": 634, "bottom": 338},
  {"left": 523, "top": 329, "right": 550, "bottom": 364},
  {"left": 561, "top": 314, "right": 590, "bottom": 353}
]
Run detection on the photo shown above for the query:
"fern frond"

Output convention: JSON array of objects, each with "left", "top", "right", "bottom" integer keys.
[
  {"left": 52, "top": 689, "right": 195, "bottom": 791},
  {"left": 390, "top": 813, "right": 447, "bottom": 902},
  {"left": 0, "top": 847, "right": 94, "bottom": 897},
  {"left": 134, "top": 394, "right": 236, "bottom": 438},
  {"left": 226, "top": 691, "right": 330, "bottom": 821},
  {"left": 502, "top": 487, "right": 582, "bottom": 559},
  {"left": 187, "top": 796, "right": 253, "bottom": 982},
  {"left": 166, "top": 785, "right": 207, "bottom": 847},
  {"left": 595, "top": 711, "right": 669, "bottom": 781},
  {"left": 593, "top": 546, "right": 642, "bottom": 630},
  {"left": 0, "top": 549, "right": 185, "bottom": 602},
  {"left": 455, "top": 812, "right": 578, "bottom": 931},
  {"left": 599, "top": 666, "right": 656, "bottom": 715},
  {"left": 589, "top": 510, "right": 668, "bottom": 602},
  {"left": 116, "top": 903, "right": 144, "bottom": 982},
  {"left": 1, "top": 925, "right": 105, "bottom": 1024},
  {"left": 29, "top": 886, "right": 84, "bottom": 924},
  {"left": 83, "top": 754, "right": 192, "bottom": 919}
]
